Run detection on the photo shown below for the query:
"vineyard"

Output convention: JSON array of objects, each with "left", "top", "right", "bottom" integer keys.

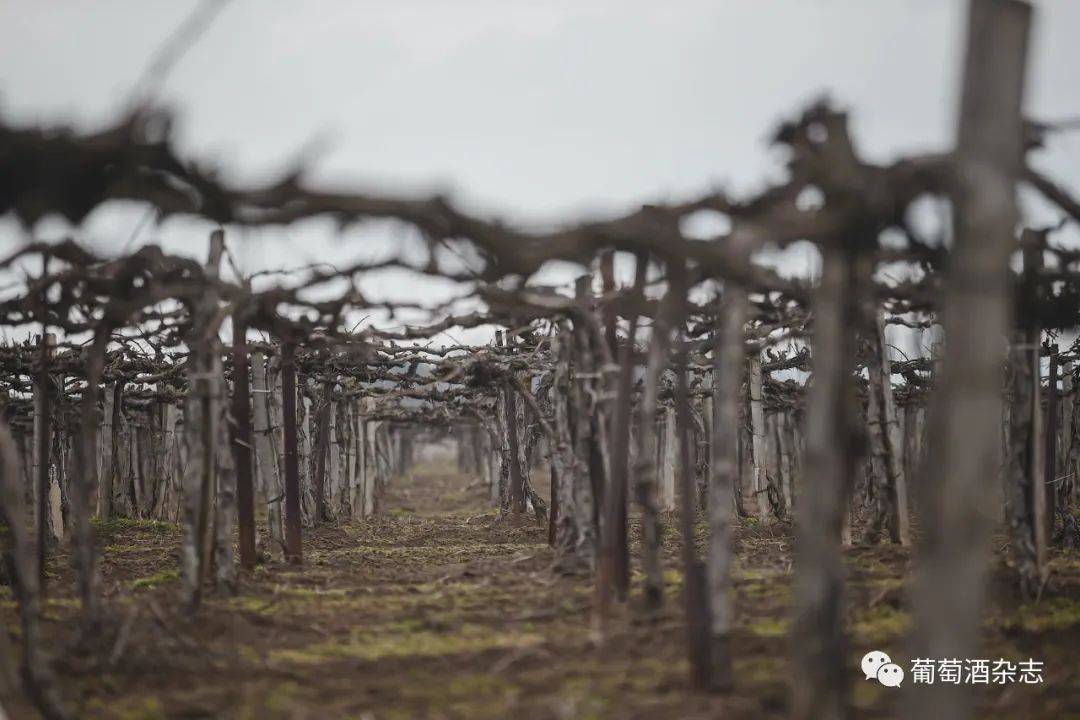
[{"left": 1, "top": 1, "right": 1079, "bottom": 718}]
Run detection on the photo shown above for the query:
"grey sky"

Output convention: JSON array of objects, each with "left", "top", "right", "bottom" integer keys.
[{"left": 1, "top": 1, "right": 1078, "bottom": 341}]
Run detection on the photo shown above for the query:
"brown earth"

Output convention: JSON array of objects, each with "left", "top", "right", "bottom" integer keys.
[{"left": 2, "top": 466, "right": 1079, "bottom": 719}]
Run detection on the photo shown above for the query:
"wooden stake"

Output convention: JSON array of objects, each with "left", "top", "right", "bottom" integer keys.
[
  {"left": 908, "top": 2, "right": 1031, "bottom": 717},
  {"left": 1044, "top": 347, "right": 1059, "bottom": 548},
  {"left": 281, "top": 341, "right": 303, "bottom": 564},
  {"left": 33, "top": 331, "right": 54, "bottom": 598},
  {"left": 748, "top": 354, "right": 770, "bottom": 520},
  {"left": 230, "top": 315, "right": 257, "bottom": 570}
]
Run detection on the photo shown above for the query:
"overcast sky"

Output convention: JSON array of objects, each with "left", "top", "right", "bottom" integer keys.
[{"left": 1, "top": 1, "right": 1079, "bottom": 340}]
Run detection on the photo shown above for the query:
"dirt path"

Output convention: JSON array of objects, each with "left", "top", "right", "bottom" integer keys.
[{"left": 3, "top": 467, "right": 1078, "bottom": 719}]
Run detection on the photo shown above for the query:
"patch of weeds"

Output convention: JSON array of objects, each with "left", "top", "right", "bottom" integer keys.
[
  {"left": 551, "top": 678, "right": 609, "bottom": 719},
  {"left": 662, "top": 568, "right": 685, "bottom": 589},
  {"left": 1012, "top": 597, "right": 1080, "bottom": 633},
  {"left": 848, "top": 554, "right": 901, "bottom": 581},
  {"left": 227, "top": 595, "right": 278, "bottom": 615},
  {"left": 45, "top": 598, "right": 79, "bottom": 608},
  {"left": 237, "top": 644, "right": 263, "bottom": 665},
  {"left": 734, "top": 566, "right": 786, "bottom": 582},
  {"left": 84, "top": 695, "right": 165, "bottom": 720},
  {"left": 399, "top": 670, "right": 516, "bottom": 707},
  {"left": 733, "top": 656, "right": 786, "bottom": 685},
  {"left": 746, "top": 616, "right": 789, "bottom": 638},
  {"left": 95, "top": 517, "right": 176, "bottom": 532},
  {"left": 268, "top": 622, "right": 545, "bottom": 665},
  {"left": 851, "top": 605, "right": 910, "bottom": 643},
  {"left": 272, "top": 584, "right": 350, "bottom": 598},
  {"left": 856, "top": 576, "right": 904, "bottom": 593},
  {"left": 738, "top": 579, "right": 792, "bottom": 605},
  {"left": 852, "top": 676, "right": 886, "bottom": 708},
  {"left": 610, "top": 656, "right": 689, "bottom": 694},
  {"left": 131, "top": 569, "right": 179, "bottom": 590},
  {"left": 260, "top": 680, "right": 301, "bottom": 715}
]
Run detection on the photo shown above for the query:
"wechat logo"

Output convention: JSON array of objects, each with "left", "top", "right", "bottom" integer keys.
[{"left": 862, "top": 650, "right": 905, "bottom": 687}]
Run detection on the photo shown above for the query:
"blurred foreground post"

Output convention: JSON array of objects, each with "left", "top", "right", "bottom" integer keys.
[{"left": 908, "top": 2, "right": 1031, "bottom": 719}]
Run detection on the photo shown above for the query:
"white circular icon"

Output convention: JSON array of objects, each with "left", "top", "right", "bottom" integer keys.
[
  {"left": 876, "top": 662, "right": 905, "bottom": 687},
  {"left": 861, "top": 650, "right": 892, "bottom": 680}
]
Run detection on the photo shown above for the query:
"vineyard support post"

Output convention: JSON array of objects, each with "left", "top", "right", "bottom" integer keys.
[{"left": 281, "top": 340, "right": 303, "bottom": 564}]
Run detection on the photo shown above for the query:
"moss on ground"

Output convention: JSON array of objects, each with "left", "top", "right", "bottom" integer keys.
[
  {"left": 130, "top": 569, "right": 179, "bottom": 590},
  {"left": 94, "top": 517, "right": 178, "bottom": 534},
  {"left": 746, "top": 617, "right": 789, "bottom": 638},
  {"left": 851, "top": 605, "right": 911, "bottom": 643},
  {"left": 1011, "top": 596, "right": 1080, "bottom": 633},
  {"left": 268, "top": 621, "right": 545, "bottom": 666}
]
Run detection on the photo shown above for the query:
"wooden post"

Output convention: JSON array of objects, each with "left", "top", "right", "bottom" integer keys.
[
  {"left": 313, "top": 381, "right": 332, "bottom": 523},
  {"left": 0, "top": 421, "right": 70, "bottom": 719},
  {"left": 763, "top": 414, "right": 780, "bottom": 515},
  {"left": 252, "top": 350, "right": 284, "bottom": 556},
  {"left": 599, "top": 249, "right": 617, "bottom": 355},
  {"left": 328, "top": 395, "right": 341, "bottom": 517},
  {"left": 708, "top": 287, "right": 746, "bottom": 690},
  {"left": 551, "top": 327, "right": 582, "bottom": 563},
  {"left": 748, "top": 354, "right": 770, "bottom": 520},
  {"left": 358, "top": 397, "right": 372, "bottom": 518},
  {"left": 97, "top": 383, "right": 115, "bottom": 520},
  {"left": 599, "top": 253, "right": 646, "bottom": 610},
  {"left": 1030, "top": 342, "right": 1047, "bottom": 575},
  {"left": 115, "top": 403, "right": 132, "bottom": 518},
  {"left": 863, "top": 312, "right": 910, "bottom": 545},
  {"left": 908, "top": 2, "right": 1030, "bottom": 718},
  {"left": 792, "top": 242, "right": 859, "bottom": 720},
  {"left": 180, "top": 230, "right": 226, "bottom": 611},
  {"left": 300, "top": 387, "right": 315, "bottom": 524},
  {"left": 147, "top": 398, "right": 166, "bottom": 519},
  {"left": 163, "top": 401, "right": 179, "bottom": 522},
  {"left": 1062, "top": 363, "right": 1076, "bottom": 518},
  {"left": 635, "top": 286, "right": 679, "bottom": 611},
  {"left": 877, "top": 313, "right": 911, "bottom": 545},
  {"left": 491, "top": 389, "right": 508, "bottom": 508},
  {"left": 363, "top": 399, "right": 378, "bottom": 516},
  {"left": 33, "top": 332, "right": 54, "bottom": 596},
  {"left": 501, "top": 334, "right": 527, "bottom": 514},
  {"left": 566, "top": 325, "right": 598, "bottom": 566},
  {"left": 351, "top": 400, "right": 363, "bottom": 518},
  {"left": 548, "top": 461, "right": 558, "bottom": 546},
  {"left": 132, "top": 414, "right": 145, "bottom": 517},
  {"left": 280, "top": 341, "right": 303, "bottom": 564},
  {"left": 674, "top": 330, "right": 711, "bottom": 689},
  {"left": 213, "top": 368, "right": 236, "bottom": 592},
  {"left": 230, "top": 316, "right": 257, "bottom": 570},
  {"left": 1044, "top": 348, "right": 1059, "bottom": 549},
  {"left": 776, "top": 411, "right": 795, "bottom": 514},
  {"left": 343, "top": 400, "right": 356, "bottom": 518},
  {"left": 659, "top": 408, "right": 677, "bottom": 511},
  {"left": 1005, "top": 330, "right": 1042, "bottom": 598}
]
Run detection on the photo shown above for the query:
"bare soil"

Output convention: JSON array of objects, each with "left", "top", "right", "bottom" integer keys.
[{"left": 2, "top": 467, "right": 1079, "bottom": 719}]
